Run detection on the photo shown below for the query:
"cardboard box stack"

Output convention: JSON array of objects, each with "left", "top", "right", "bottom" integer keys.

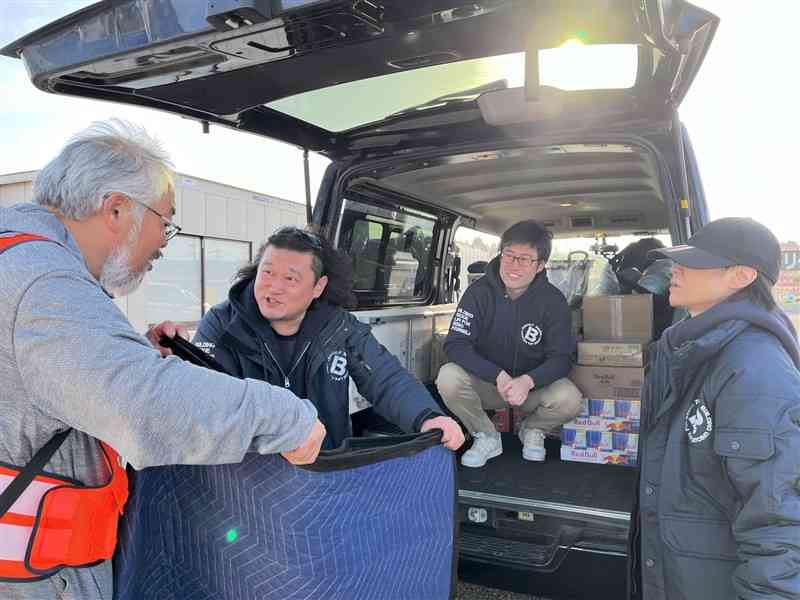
[
  {"left": 491, "top": 408, "right": 525, "bottom": 434},
  {"left": 561, "top": 295, "right": 652, "bottom": 467},
  {"left": 491, "top": 408, "right": 511, "bottom": 433},
  {"left": 582, "top": 294, "right": 653, "bottom": 343}
]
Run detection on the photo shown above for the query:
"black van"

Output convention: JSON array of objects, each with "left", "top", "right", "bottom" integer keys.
[{"left": 3, "top": 2, "right": 719, "bottom": 597}]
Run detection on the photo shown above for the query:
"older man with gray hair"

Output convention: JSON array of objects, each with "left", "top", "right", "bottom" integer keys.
[{"left": 0, "top": 120, "right": 325, "bottom": 599}]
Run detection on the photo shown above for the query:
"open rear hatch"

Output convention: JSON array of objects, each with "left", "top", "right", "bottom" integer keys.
[
  {"left": 3, "top": 0, "right": 718, "bottom": 159},
  {"left": 3, "top": 0, "right": 717, "bottom": 578}
]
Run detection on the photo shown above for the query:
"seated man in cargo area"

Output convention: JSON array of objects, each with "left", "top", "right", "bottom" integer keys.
[
  {"left": 436, "top": 219, "right": 582, "bottom": 466},
  {"left": 193, "top": 226, "right": 464, "bottom": 451}
]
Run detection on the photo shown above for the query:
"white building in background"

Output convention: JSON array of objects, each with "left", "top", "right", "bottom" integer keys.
[{"left": 0, "top": 171, "right": 306, "bottom": 332}]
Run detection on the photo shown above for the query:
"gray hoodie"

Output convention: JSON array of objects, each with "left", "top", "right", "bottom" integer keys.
[{"left": 0, "top": 204, "right": 318, "bottom": 599}]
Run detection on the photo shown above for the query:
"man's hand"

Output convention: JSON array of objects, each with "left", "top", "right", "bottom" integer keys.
[
  {"left": 281, "top": 419, "right": 326, "bottom": 465},
  {"left": 145, "top": 320, "right": 189, "bottom": 357},
  {"left": 496, "top": 370, "right": 513, "bottom": 400},
  {"left": 501, "top": 374, "right": 534, "bottom": 407},
  {"left": 421, "top": 416, "right": 465, "bottom": 450}
]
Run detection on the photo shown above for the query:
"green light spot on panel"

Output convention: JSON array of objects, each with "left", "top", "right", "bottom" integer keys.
[{"left": 226, "top": 529, "right": 238, "bottom": 543}]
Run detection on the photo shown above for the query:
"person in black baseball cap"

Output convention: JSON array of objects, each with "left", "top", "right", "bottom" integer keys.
[
  {"left": 650, "top": 217, "right": 780, "bottom": 316},
  {"left": 630, "top": 216, "right": 800, "bottom": 600}
]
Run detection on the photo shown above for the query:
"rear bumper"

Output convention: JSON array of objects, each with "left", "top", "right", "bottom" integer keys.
[
  {"left": 456, "top": 491, "right": 631, "bottom": 599},
  {"left": 459, "top": 532, "right": 628, "bottom": 599},
  {"left": 459, "top": 488, "right": 631, "bottom": 526}
]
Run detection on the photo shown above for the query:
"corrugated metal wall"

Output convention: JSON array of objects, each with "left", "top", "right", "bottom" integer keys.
[
  {"left": 0, "top": 171, "right": 307, "bottom": 239},
  {"left": 0, "top": 178, "right": 35, "bottom": 206}
]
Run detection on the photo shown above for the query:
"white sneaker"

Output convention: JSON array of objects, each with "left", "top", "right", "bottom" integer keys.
[
  {"left": 519, "top": 428, "right": 546, "bottom": 462},
  {"left": 461, "top": 432, "right": 503, "bottom": 468}
]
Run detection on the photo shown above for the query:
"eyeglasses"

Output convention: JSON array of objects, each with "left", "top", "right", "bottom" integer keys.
[
  {"left": 500, "top": 249, "right": 539, "bottom": 267},
  {"left": 131, "top": 197, "right": 181, "bottom": 241},
  {"left": 106, "top": 193, "right": 182, "bottom": 241}
]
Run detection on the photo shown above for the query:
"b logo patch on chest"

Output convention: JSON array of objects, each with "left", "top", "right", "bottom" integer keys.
[
  {"left": 521, "top": 323, "right": 543, "bottom": 346},
  {"left": 685, "top": 398, "right": 713, "bottom": 443},
  {"left": 327, "top": 350, "right": 349, "bottom": 382}
]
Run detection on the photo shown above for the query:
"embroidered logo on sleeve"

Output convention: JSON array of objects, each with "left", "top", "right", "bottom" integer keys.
[
  {"left": 685, "top": 398, "right": 713, "bottom": 443},
  {"left": 327, "top": 350, "right": 349, "bottom": 382},
  {"left": 195, "top": 341, "right": 216, "bottom": 358},
  {"left": 450, "top": 308, "right": 473, "bottom": 336},
  {"left": 521, "top": 323, "right": 543, "bottom": 346}
]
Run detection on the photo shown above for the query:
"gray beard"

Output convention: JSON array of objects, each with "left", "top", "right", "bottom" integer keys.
[{"left": 99, "top": 224, "right": 147, "bottom": 297}]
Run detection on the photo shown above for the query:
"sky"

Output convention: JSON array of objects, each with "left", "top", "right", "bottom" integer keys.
[
  {"left": 1, "top": 1, "right": 797, "bottom": 241},
  {"left": 0, "top": 0, "right": 332, "bottom": 205}
]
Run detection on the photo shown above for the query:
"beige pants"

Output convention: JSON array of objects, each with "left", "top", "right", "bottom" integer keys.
[{"left": 436, "top": 362, "right": 583, "bottom": 434}]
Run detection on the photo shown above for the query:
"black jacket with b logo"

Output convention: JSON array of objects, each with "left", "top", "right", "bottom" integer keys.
[
  {"left": 444, "top": 256, "right": 575, "bottom": 385},
  {"left": 193, "top": 278, "right": 441, "bottom": 449}
]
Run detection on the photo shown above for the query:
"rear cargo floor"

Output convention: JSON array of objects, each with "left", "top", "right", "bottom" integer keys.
[{"left": 458, "top": 434, "right": 636, "bottom": 514}]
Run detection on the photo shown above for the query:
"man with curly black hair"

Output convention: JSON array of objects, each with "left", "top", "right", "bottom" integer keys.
[{"left": 194, "top": 226, "right": 464, "bottom": 451}]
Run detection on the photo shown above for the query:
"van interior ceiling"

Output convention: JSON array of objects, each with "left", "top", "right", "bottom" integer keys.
[{"left": 345, "top": 142, "right": 670, "bottom": 240}]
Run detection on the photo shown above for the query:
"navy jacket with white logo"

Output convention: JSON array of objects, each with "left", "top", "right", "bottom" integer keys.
[
  {"left": 631, "top": 298, "right": 800, "bottom": 600},
  {"left": 444, "top": 256, "right": 575, "bottom": 386},
  {"left": 194, "top": 278, "right": 442, "bottom": 449}
]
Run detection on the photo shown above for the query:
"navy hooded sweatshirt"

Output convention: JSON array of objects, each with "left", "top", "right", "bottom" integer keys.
[
  {"left": 443, "top": 256, "right": 575, "bottom": 386},
  {"left": 194, "top": 278, "right": 442, "bottom": 449}
]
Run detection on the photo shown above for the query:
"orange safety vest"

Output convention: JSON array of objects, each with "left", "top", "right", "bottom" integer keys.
[{"left": 0, "top": 233, "right": 129, "bottom": 582}]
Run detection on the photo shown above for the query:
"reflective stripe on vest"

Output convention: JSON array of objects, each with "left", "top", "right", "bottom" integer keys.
[
  {"left": 0, "top": 233, "right": 129, "bottom": 582},
  {"left": 0, "top": 469, "right": 68, "bottom": 576},
  {"left": 0, "top": 232, "right": 48, "bottom": 251}
]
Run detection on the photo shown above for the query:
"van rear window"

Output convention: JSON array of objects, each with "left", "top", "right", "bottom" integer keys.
[
  {"left": 265, "top": 45, "right": 638, "bottom": 132},
  {"left": 338, "top": 198, "right": 437, "bottom": 307}
]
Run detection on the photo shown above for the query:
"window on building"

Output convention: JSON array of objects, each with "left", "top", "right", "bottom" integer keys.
[
  {"left": 144, "top": 235, "right": 202, "bottom": 325},
  {"left": 204, "top": 238, "right": 252, "bottom": 312},
  {"left": 144, "top": 235, "right": 252, "bottom": 325},
  {"left": 338, "top": 198, "right": 438, "bottom": 307},
  {"left": 453, "top": 226, "right": 500, "bottom": 293}
]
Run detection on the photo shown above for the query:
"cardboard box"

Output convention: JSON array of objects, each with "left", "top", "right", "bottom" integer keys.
[
  {"left": 560, "top": 446, "right": 637, "bottom": 467},
  {"left": 572, "top": 398, "right": 640, "bottom": 433},
  {"left": 585, "top": 399, "right": 616, "bottom": 418},
  {"left": 569, "top": 415, "right": 640, "bottom": 434},
  {"left": 491, "top": 408, "right": 511, "bottom": 433},
  {"left": 612, "top": 399, "right": 640, "bottom": 420},
  {"left": 561, "top": 427, "right": 613, "bottom": 451},
  {"left": 612, "top": 431, "right": 639, "bottom": 454},
  {"left": 583, "top": 295, "right": 653, "bottom": 343},
  {"left": 577, "top": 398, "right": 641, "bottom": 419},
  {"left": 578, "top": 341, "right": 648, "bottom": 368},
  {"left": 491, "top": 408, "right": 528, "bottom": 433},
  {"left": 562, "top": 426, "right": 637, "bottom": 452},
  {"left": 570, "top": 366, "right": 644, "bottom": 400}
]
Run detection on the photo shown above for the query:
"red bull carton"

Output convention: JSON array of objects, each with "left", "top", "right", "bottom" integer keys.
[
  {"left": 569, "top": 415, "right": 640, "bottom": 434},
  {"left": 559, "top": 446, "right": 637, "bottom": 467}
]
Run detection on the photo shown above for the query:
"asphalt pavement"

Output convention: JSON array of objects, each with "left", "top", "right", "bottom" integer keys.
[{"left": 456, "top": 581, "right": 550, "bottom": 600}]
